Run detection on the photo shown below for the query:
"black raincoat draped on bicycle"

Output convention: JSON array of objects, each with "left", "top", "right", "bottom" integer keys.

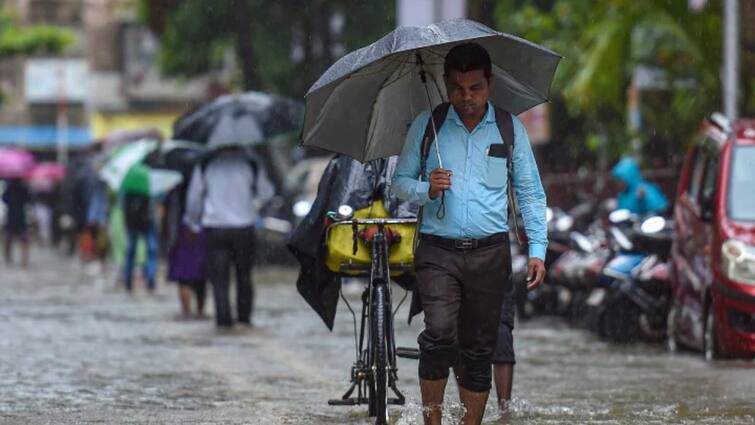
[{"left": 287, "top": 155, "right": 422, "bottom": 330}]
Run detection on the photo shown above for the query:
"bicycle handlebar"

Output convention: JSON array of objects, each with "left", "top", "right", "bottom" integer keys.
[{"left": 328, "top": 217, "right": 417, "bottom": 226}]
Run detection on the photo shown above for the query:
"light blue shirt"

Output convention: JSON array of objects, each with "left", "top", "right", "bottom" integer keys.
[{"left": 391, "top": 102, "right": 548, "bottom": 260}]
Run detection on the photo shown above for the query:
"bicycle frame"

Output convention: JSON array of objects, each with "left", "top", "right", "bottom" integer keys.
[{"left": 327, "top": 217, "right": 415, "bottom": 422}]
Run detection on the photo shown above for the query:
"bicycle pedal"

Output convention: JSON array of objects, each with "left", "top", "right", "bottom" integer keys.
[
  {"left": 388, "top": 397, "right": 405, "bottom": 405},
  {"left": 396, "top": 347, "right": 420, "bottom": 360},
  {"left": 328, "top": 398, "right": 364, "bottom": 406}
]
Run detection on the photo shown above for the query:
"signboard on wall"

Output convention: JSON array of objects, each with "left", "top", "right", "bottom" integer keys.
[{"left": 24, "top": 59, "right": 89, "bottom": 103}]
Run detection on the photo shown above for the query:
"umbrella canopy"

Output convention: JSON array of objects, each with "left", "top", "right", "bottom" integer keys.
[
  {"left": 0, "top": 148, "right": 35, "bottom": 179},
  {"left": 99, "top": 138, "right": 158, "bottom": 192},
  {"left": 173, "top": 91, "right": 304, "bottom": 150},
  {"left": 155, "top": 139, "right": 206, "bottom": 177},
  {"left": 121, "top": 164, "right": 183, "bottom": 197},
  {"left": 302, "top": 19, "right": 562, "bottom": 162},
  {"left": 25, "top": 162, "right": 66, "bottom": 192},
  {"left": 121, "top": 163, "right": 150, "bottom": 195},
  {"left": 148, "top": 168, "right": 183, "bottom": 197}
]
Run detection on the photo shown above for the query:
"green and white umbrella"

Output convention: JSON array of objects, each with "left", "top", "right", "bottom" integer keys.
[
  {"left": 121, "top": 164, "right": 183, "bottom": 197},
  {"left": 100, "top": 138, "right": 183, "bottom": 196},
  {"left": 100, "top": 138, "right": 158, "bottom": 191}
]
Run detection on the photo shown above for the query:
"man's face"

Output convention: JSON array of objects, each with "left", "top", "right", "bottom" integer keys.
[{"left": 445, "top": 69, "right": 490, "bottom": 120}]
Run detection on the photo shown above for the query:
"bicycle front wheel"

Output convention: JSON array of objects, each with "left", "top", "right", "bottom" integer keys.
[{"left": 371, "top": 284, "right": 388, "bottom": 424}]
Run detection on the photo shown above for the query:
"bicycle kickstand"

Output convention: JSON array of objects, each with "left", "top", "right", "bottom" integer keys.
[
  {"left": 328, "top": 380, "right": 362, "bottom": 406},
  {"left": 387, "top": 378, "right": 406, "bottom": 406},
  {"left": 328, "top": 364, "right": 368, "bottom": 406}
]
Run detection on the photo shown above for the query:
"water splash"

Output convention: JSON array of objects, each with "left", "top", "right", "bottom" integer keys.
[{"left": 396, "top": 401, "right": 467, "bottom": 424}]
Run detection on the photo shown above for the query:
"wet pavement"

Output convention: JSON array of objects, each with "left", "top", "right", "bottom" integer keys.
[{"left": 1, "top": 249, "right": 754, "bottom": 424}]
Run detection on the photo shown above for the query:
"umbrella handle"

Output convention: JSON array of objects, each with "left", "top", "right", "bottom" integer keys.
[
  {"left": 436, "top": 192, "right": 446, "bottom": 220},
  {"left": 416, "top": 51, "right": 447, "bottom": 219},
  {"left": 416, "top": 52, "right": 444, "bottom": 170}
]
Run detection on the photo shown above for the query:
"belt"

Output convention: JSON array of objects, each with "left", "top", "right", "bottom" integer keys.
[{"left": 420, "top": 232, "right": 508, "bottom": 251}]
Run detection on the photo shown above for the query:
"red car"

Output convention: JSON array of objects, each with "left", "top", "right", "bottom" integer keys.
[{"left": 667, "top": 114, "right": 755, "bottom": 360}]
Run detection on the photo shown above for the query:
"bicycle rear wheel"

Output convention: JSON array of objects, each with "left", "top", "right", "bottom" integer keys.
[{"left": 371, "top": 284, "right": 388, "bottom": 424}]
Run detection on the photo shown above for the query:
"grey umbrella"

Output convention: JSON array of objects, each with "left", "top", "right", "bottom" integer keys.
[
  {"left": 174, "top": 91, "right": 303, "bottom": 150},
  {"left": 302, "top": 19, "right": 562, "bottom": 163}
]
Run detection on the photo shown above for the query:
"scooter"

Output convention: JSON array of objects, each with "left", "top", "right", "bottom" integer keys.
[
  {"left": 516, "top": 204, "right": 593, "bottom": 319},
  {"left": 549, "top": 230, "right": 612, "bottom": 323},
  {"left": 587, "top": 211, "right": 673, "bottom": 342}
]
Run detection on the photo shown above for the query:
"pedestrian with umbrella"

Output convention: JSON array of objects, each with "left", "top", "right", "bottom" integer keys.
[
  {"left": 0, "top": 148, "right": 35, "bottom": 267},
  {"left": 158, "top": 140, "right": 209, "bottom": 319},
  {"left": 177, "top": 92, "right": 289, "bottom": 328},
  {"left": 25, "top": 162, "right": 66, "bottom": 246},
  {"left": 301, "top": 20, "right": 559, "bottom": 424},
  {"left": 100, "top": 139, "right": 183, "bottom": 292},
  {"left": 2, "top": 178, "right": 32, "bottom": 267}
]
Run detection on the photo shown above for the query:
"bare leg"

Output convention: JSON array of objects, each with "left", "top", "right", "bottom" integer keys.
[
  {"left": 178, "top": 285, "right": 193, "bottom": 317},
  {"left": 420, "top": 378, "right": 447, "bottom": 425},
  {"left": 20, "top": 235, "right": 29, "bottom": 268},
  {"left": 195, "top": 280, "right": 207, "bottom": 317},
  {"left": 459, "top": 386, "right": 490, "bottom": 425},
  {"left": 4, "top": 235, "right": 12, "bottom": 264},
  {"left": 493, "top": 363, "right": 514, "bottom": 405}
]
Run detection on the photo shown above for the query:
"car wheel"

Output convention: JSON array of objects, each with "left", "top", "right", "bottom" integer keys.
[
  {"left": 704, "top": 306, "right": 720, "bottom": 361},
  {"left": 666, "top": 303, "right": 679, "bottom": 353}
]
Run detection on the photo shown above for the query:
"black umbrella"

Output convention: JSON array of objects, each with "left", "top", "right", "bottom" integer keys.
[
  {"left": 302, "top": 19, "right": 562, "bottom": 163},
  {"left": 173, "top": 91, "right": 304, "bottom": 149},
  {"left": 155, "top": 140, "right": 206, "bottom": 179}
]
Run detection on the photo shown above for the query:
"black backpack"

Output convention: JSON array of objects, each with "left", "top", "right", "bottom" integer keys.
[
  {"left": 416, "top": 102, "right": 523, "bottom": 243},
  {"left": 123, "top": 192, "right": 152, "bottom": 232}
]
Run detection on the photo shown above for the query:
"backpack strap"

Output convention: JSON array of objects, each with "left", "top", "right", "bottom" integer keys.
[
  {"left": 413, "top": 102, "right": 451, "bottom": 253},
  {"left": 493, "top": 105, "right": 515, "bottom": 199},
  {"left": 493, "top": 106, "right": 524, "bottom": 245},
  {"left": 246, "top": 157, "right": 259, "bottom": 196}
]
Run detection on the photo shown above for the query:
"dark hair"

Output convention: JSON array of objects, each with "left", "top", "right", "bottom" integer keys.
[{"left": 443, "top": 43, "right": 492, "bottom": 79}]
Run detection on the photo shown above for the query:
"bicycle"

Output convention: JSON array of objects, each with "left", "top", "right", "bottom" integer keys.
[{"left": 325, "top": 211, "right": 420, "bottom": 425}]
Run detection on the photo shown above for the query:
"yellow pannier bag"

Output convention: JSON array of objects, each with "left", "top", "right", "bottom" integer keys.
[{"left": 325, "top": 200, "right": 416, "bottom": 275}]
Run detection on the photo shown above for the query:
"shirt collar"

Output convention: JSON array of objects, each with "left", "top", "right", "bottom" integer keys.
[{"left": 446, "top": 101, "right": 496, "bottom": 128}]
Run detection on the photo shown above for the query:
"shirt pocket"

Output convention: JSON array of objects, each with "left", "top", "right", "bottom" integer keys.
[{"left": 484, "top": 155, "right": 507, "bottom": 189}]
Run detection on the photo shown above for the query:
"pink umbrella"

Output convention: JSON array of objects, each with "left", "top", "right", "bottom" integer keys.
[
  {"left": 0, "top": 148, "right": 35, "bottom": 179},
  {"left": 25, "top": 162, "right": 66, "bottom": 192}
]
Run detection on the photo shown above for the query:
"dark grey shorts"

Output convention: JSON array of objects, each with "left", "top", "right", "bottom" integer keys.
[{"left": 492, "top": 287, "right": 516, "bottom": 364}]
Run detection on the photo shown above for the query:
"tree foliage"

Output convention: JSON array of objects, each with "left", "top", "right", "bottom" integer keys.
[
  {"left": 495, "top": 0, "right": 723, "bottom": 167},
  {"left": 0, "top": 12, "right": 75, "bottom": 57},
  {"left": 140, "top": 0, "right": 394, "bottom": 97}
]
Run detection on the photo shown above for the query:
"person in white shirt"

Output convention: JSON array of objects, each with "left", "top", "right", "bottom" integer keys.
[{"left": 184, "top": 148, "right": 274, "bottom": 327}]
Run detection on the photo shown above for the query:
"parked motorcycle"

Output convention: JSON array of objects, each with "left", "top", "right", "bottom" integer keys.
[
  {"left": 586, "top": 211, "right": 673, "bottom": 343},
  {"left": 515, "top": 206, "right": 581, "bottom": 318}
]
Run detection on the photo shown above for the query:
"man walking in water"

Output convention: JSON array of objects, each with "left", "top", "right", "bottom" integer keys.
[{"left": 393, "top": 43, "right": 547, "bottom": 424}]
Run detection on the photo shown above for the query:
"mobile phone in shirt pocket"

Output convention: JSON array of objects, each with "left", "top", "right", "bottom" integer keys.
[{"left": 485, "top": 144, "right": 507, "bottom": 188}]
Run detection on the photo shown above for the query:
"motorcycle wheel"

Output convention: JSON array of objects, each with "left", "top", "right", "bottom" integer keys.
[{"left": 599, "top": 296, "right": 641, "bottom": 343}]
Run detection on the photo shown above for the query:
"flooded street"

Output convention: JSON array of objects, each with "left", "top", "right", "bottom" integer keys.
[{"left": 1, "top": 250, "right": 753, "bottom": 425}]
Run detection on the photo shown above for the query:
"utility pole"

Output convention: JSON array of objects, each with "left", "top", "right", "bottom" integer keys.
[
  {"left": 56, "top": 61, "right": 68, "bottom": 165},
  {"left": 723, "top": 0, "right": 740, "bottom": 121}
]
